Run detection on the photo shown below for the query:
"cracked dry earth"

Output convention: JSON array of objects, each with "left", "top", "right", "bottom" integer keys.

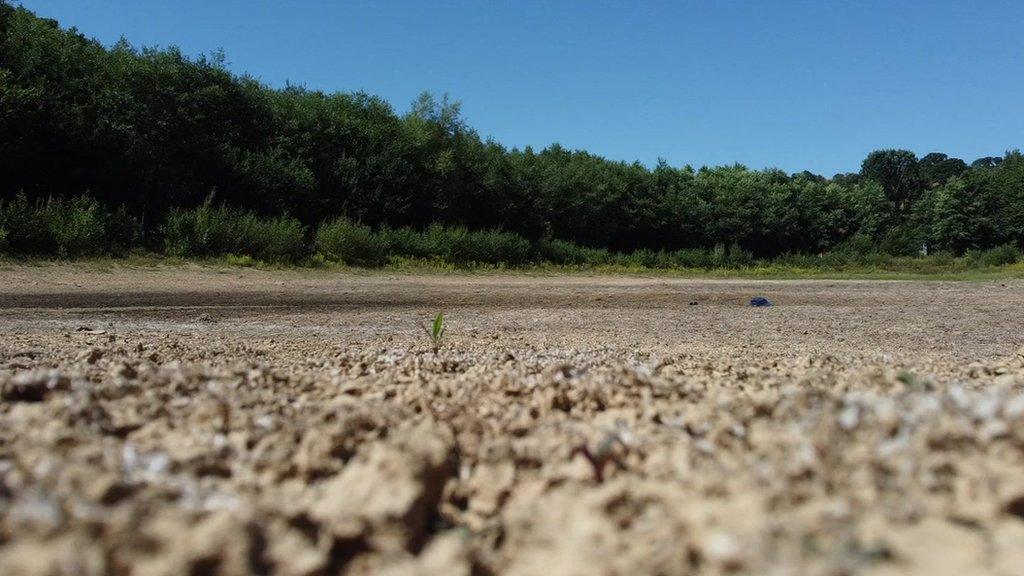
[{"left": 2, "top": 266, "right": 1024, "bottom": 576}]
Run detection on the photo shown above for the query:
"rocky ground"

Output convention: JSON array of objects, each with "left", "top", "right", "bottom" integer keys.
[{"left": 1, "top": 265, "right": 1024, "bottom": 575}]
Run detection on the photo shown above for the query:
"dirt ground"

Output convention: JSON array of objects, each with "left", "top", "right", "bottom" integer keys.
[{"left": 2, "top": 265, "right": 1024, "bottom": 575}]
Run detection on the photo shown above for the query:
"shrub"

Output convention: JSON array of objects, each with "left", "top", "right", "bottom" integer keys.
[
  {"left": 536, "top": 237, "right": 610, "bottom": 266},
  {"left": 107, "top": 205, "right": 142, "bottom": 255},
  {"left": 833, "top": 234, "right": 875, "bottom": 256},
  {"left": 421, "top": 225, "right": 532, "bottom": 265},
  {"left": 457, "top": 228, "right": 531, "bottom": 265},
  {"left": 254, "top": 215, "right": 308, "bottom": 262},
  {"left": 709, "top": 243, "right": 729, "bottom": 268},
  {"left": 927, "top": 250, "right": 957, "bottom": 267},
  {"left": 668, "top": 248, "right": 713, "bottom": 269},
  {"left": 378, "top": 226, "right": 432, "bottom": 258},
  {"left": 618, "top": 249, "right": 668, "bottom": 269},
  {"left": 0, "top": 226, "right": 7, "bottom": 254},
  {"left": 162, "top": 196, "right": 307, "bottom": 262},
  {"left": 967, "top": 244, "right": 1021, "bottom": 267},
  {"left": 0, "top": 194, "right": 136, "bottom": 257},
  {"left": 225, "top": 253, "right": 255, "bottom": 267},
  {"left": 314, "top": 217, "right": 387, "bottom": 266},
  {"left": 878, "top": 226, "right": 923, "bottom": 256},
  {"left": 726, "top": 242, "right": 753, "bottom": 267},
  {"left": 0, "top": 193, "right": 55, "bottom": 254},
  {"left": 45, "top": 195, "right": 108, "bottom": 257},
  {"left": 162, "top": 197, "right": 225, "bottom": 257},
  {"left": 423, "top": 224, "right": 467, "bottom": 263}
]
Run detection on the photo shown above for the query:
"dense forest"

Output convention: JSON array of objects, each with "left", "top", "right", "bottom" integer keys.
[{"left": 1, "top": 2, "right": 1022, "bottom": 265}]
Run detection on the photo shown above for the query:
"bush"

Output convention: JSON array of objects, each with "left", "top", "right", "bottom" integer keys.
[
  {"left": 454, "top": 228, "right": 532, "bottom": 265},
  {"left": 421, "top": 225, "right": 532, "bottom": 265},
  {"left": 726, "top": 242, "right": 753, "bottom": 267},
  {"left": 966, "top": 244, "right": 1021, "bottom": 267},
  {"left": 0, "top": 193, "right": 133, "bottom": 257},
  {"left": 833, "top": 234, "right": 875, "bottom": 256},
  {"left": 0, "top": 226, "right": 7, "bottom": 254},
  {"left": 617, "top": 249, "right": 666, "bottom": 269},
  {"left": 668, "top": 248, "right": 713, "bottom": 269},
  {"left": 536, "top": 238, "right": 610, "bottom": 266},
  {"left": 878, "top": 226, "right": 923, "bottom": 256},
  {"left": 0, "top": 194, "right": 55, "bottom": 254},
  {"left": 162, "top": 198, "right": 226, "bottom": 257},
  {"left": 378, "top": 226, "right": 432, "bottom": 258},
  {"left": 45, "top": 195, "right": 108, "bottom": 257},
  {"left": 314, "top": 217, "right": 387, "bottom": 266},
  {"left": 162, "top": 196, "right": 307, "bottom": 262},
  {"left": 254, "top": 215, "right": 308, "bottom": 262},
  {"left": 107, "top": 205, "right": 143, "bottom": 255},
  {"left": 709, "top": 243, "right": 729, "bottom": 268},
  {"left": 225, "top": 254, "right": 255, "bottom": 267}
]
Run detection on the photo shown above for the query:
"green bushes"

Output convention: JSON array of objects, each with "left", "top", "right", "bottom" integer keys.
[
  {"left": 316, "top": 220, "right": 531, "bottom": 266},
  {"left": 46, "top": 196, "right": 108, "bottom": 257},
  {"left": 598, "top": 243, "right": 754, "bottom": 270},
  {"left": 427, "top": 226, "right": 532, "bottom": 265},
  {"left": 965, "top": 244, "right": 1022, "bottom": 267},
  {"left": 0, "top": 194, "right": 54, "bottom": 254},
  {"left": 536, "top": 238, "right": 610, "bottom": 266},
  {"left": 536, "top": 240, "right": 755, "bottom": 270},
  {"left": 377, "top": 226, "right": 432, "bottom": 259},
  {"left": 669, "top": 248, "right": 716, "bottom": 269},
  {"left": 314, "top": 218, "right": 388, "bottom": 266},
  {"left": 107, "top": 205, "right": 143, "bottom": 255},
  {"left": 162, "top": 197, "right": 307, "bottom": 263},
  {"left": 0, "top": 193, "right": 139, "bottom": 257},
  {"left": 1, "top": 189, "right": 1021, "bottom": 272}
]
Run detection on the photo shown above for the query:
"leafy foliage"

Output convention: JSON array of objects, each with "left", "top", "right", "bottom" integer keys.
[
  {"left": 162, "top": 196, "right": 307, "bottom": 262},
  {"left": 45, "top": 195, "right": 109, "bottom": 257},
  {"left": 314, "top": 217, "right": 388, "bottom": 267},
  {"left": 861, "top": 149, "right": 921, "bottom": 208},
  {"left": 0, "top": 193, "right": 140, "bottom": 257},
  {"left": 1, "top": 4, "right": 1022, "bottom": 262}
]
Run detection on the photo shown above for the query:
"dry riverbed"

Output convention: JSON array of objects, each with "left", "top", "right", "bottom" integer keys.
[{"left": 1, "top": 265, "right": 1024, "bottom": 575}]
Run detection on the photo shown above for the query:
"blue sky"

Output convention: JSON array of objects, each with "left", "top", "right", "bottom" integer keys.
[{"left": 19, "top": 0, "right": 1024, "bottom": 176}]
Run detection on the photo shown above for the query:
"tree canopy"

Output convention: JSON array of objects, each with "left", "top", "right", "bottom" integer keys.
[{"left": 1, "top": 2, "right": 1021, "bottom": 258}]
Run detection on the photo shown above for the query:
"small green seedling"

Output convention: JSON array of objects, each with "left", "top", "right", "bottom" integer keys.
[{"left": 420, "top": 312, "right": 446, "bottom": 353}]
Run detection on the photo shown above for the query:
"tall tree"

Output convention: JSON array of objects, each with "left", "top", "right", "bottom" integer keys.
[
  {"left": 860, "top": 149, "right": 921, "bottom": 209},
  {"left": 919, "top": 152, "right": 967, "bottom": 187}
]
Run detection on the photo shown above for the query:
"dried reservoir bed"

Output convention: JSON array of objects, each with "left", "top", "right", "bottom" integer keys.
[{"left": 2, "top": 266, "right": 1024, "bottom": 576}]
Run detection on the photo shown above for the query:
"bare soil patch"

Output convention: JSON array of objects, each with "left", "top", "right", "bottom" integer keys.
[{"left": 2, "top": 266, "right": 1024, "bottom": 575}]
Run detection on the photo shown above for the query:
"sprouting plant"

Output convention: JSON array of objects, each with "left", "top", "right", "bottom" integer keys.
[{"left": 420, "top": 312, "right": 446, "bottom": 353}]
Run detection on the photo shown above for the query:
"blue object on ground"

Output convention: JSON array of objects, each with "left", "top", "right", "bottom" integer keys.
[{"left": 750, "top": 296, "right": 772, "bottom": 307}]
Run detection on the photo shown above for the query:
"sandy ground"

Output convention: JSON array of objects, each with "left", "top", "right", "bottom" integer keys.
[{"left": 2, "top": 265, "right": 1024, "bottom": 575}]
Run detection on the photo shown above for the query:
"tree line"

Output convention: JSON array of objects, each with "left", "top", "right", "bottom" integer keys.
[{"left": 1, "top": 2, "right": 1022, "bottom": 261}]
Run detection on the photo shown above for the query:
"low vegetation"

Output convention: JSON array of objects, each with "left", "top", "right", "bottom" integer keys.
[
  {"left": 420, "top": 313, "right": 446, "bottom": 353},
  {"left": 2, "top": 192, "right": 1022, "bottom": 278},
  {"left": 0, "top": 194, "right": 138, "bottom": 257},
  {"left": 162, "top": 196, "right": 306, "bottom": 263}
]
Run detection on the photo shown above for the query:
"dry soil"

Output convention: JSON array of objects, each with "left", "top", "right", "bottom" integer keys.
[{"left": 1, "top": 265, "right": 1024, "bottom": 576}]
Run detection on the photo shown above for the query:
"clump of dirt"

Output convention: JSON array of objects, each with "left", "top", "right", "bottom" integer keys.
[{"left": 2, "top": 338, "right": 1023, "bottom": 575}]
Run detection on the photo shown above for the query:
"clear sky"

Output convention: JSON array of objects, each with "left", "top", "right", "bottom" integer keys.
[{"left": 19, "top": 0, "right": 1024, "bottom": 176}]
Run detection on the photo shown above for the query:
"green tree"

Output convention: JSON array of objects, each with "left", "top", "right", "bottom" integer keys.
[
  {"left": 860, "top": 149, "right": 921, "bottom": 209},
  {"left": 930, "top": 177, "right": 988, "bottom": 253},
  {"left": 919, "top": 152, "right": 967, "bottom": 188}
]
